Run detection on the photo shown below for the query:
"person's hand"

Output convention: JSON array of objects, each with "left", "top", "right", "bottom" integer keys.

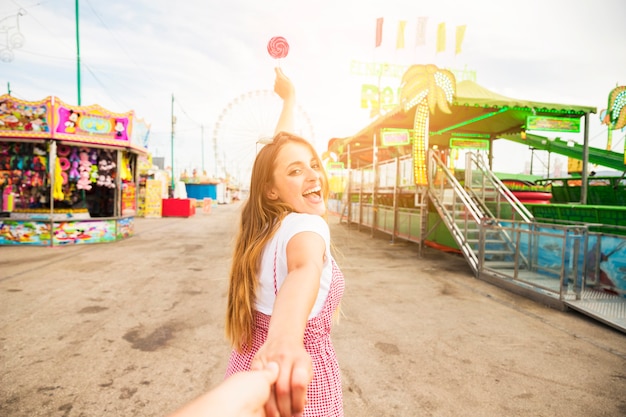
[
  {"left": 167, "top": 362, "right": 279, "bottom": 417},
  {"left": 273, "top": 67, "right": 295, "bottom": 103},
  {"left": 251, "top": 339, "right": 313, "bottom": 417}
]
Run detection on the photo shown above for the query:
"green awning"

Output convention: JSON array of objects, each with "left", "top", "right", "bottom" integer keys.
[{"left": 329, "top": 80, "right": 597, "bottom": 166}]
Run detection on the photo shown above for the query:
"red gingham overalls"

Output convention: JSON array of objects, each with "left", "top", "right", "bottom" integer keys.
[{"left": 225, "top": 259, "right": 345, "bottom": 417}]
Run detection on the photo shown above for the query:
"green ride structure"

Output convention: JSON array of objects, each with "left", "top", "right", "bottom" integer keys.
[{"left": 326, "top": 65, "right": 626, "bottom": 332}]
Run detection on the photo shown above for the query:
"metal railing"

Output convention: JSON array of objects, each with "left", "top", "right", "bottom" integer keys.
[
  {"left": 479, "top": 220, "right": 589, "bottom": 300},
  {"left": 427, "top": 150, "right": 486, "bottom": 272},
  {"left": 465, "top": 152, "right": 534, "bottom": 222}
]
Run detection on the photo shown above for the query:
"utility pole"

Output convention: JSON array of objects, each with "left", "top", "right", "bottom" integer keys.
[
  {"left": 201, "top": 125, "right": 205, "bottom": 172},
  {"left": 171, "top": 94, "right": 175, "bottom": 193},
  {"left": 75, "top": 0, "right": 81, "bottom": 105},
  {"left": 213, "top": 130, "right": 218, "bottom": 178}
]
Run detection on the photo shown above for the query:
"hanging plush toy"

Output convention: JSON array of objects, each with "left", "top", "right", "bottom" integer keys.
[
  {"left": 31, "top": 171, "right": 43, "bottom": 188},
  {"left": 68, "top": 147, "right": 80, "bottom": 181},
  {"left": 89, "top": 149, "right": 98, "bottom": 165},
  {"left": 76, "top": 150, "right": 92, "bottom": 190},
  {"left": 0, "top": 142, "right": 9, "bottom": 170},
  {"left": 53, "top": 157, "right": 64, "bottom": 200},
  {"left": 69, "top": 159, "right": 80, "bottom": 181},
  {"left": 32, "top": 156, "right": 47, "bottom": 172},
  {"left": 120, "top": 153, "right": 132, "bottom": 181},
  {"left": 97, "top": 150, "right": 116, "bottom": 189},
  {"left": 77, "top": 170, "right": 91, "bottom": 190},
  {"left": 90, "top": 164, "right": 99, "bottom": 183}
]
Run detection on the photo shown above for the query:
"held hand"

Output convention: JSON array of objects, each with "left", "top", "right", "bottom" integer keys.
[
  {"left": 167, "top": 363, "right": 279, "bottom": 417},
  {"left": 274, "top": 67, "right": 295, "bottom": 103},
  {"left": 251, "top": 339, "right": 313, "bottom": 417}
]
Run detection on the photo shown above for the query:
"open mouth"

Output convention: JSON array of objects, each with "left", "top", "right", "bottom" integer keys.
[{"left": 303, "top": 186, "right": 322, "bottom": 199}]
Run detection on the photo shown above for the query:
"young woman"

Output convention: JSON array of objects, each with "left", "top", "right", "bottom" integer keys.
[{"left": 225, "top": 68, "right": 345, "bottom": 417}]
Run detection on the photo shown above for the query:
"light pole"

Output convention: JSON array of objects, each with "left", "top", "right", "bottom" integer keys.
[
  {"left": 171, "top": 94, "right": 175, "bottom": 193},
  {"left": 75, "top": 0, "right": 81, "bottom": 105},
  {"left": 201, "top": 125, "right": 205, "bottom": 173}
]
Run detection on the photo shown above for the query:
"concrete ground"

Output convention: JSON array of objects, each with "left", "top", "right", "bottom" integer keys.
[{"left": 1, "top": 203, "right": 625, "bottom": 417}]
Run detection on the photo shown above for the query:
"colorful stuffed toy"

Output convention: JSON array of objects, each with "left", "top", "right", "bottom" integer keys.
[
  {"left": 96, "top": 151, "right": 116, "bottom": 189},
  {"left": 53, "top": 157, "right": 64, "bottom": 200},
  {"left": 76, "top": 151, "right": 92, "bottom": 190}
]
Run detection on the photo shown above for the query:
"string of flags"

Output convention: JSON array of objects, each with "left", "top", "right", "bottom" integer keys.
[{"left": 375, "top": 17, "right": 467, "bottom": 54}]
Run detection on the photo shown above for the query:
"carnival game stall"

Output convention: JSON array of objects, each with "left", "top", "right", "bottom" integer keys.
[{"left": 0, "top": 94, "right": 150, "bottom": 246}]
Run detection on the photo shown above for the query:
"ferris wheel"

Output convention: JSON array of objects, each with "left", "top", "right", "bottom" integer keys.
[{"left": 212, "top": 89, "right": 315, "bottom": 187}]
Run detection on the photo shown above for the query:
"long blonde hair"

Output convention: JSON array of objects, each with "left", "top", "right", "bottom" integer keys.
[{"left": 225, "top": 132, "right": 329, "bottom": 350}]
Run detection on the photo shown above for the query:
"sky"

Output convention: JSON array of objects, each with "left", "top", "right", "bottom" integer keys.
[{"left": 2, "top": 0, "right": 625, "bottom": 183}]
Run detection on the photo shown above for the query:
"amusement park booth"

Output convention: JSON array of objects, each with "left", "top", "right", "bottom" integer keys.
[
  {"left": 0, "top": 94, "right": 150, "bottom": 246},
  {"left": 326, "top": 64, "right": 626, "bottom": 332}
]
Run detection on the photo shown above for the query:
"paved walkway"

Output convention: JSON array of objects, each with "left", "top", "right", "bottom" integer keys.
[{"left": 1, "top": 203, "right": 625, "bottom": 416}]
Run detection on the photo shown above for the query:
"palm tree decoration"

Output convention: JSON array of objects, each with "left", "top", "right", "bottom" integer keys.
[
  {"left": 399, "top": 64, "right": 456, "bottom": 185},
  {"left": 606, "top": 86, "right": 626, "bottom": 130},
  {"left": 603, "top": 86, "right": 626, "bottom": 153}
]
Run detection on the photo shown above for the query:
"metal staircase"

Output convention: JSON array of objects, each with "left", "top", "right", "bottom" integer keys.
[
  {"left": 426, "top": 151, "right": 533, "bottom": 275},
  {"left": 426, "top": 150, "right": 626, "bottom": 334}
]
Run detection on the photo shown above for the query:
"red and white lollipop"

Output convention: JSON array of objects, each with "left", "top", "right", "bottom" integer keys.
[{"left": 267, "top": 36, "right": 289, "bottom": 65}]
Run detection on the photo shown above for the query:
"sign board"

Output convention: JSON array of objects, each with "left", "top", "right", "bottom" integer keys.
[
  {"left": 381, "top": 128, "right": 411, "bottom": 147},
  {"left": 0, "top": 94, "right": 148, "bottom": 153},
  {"left": 54, "top": 99, "right": 132, "bottom": 143},
  {"left": 0, "top": 94, "right": 52, "bottom": 139},
  {"left": 449, "top": 138, "right": 490, "bottom": 150},
  {"left": 567, "top": 157, "right": 583, "bottom": 174},
  {"left": 527, "top": 116, "right": 580, "bottom": 133},
  {"left": 144, "top": 179, "right": 163, "bottom": 218}
]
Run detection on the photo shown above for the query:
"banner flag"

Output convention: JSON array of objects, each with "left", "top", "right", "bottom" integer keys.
[
  {"left": 455, "top": 25, "right": 467, "bottom": 54},
  {"left": 415, "top": 16, "right": 428, "bottom": 46},
  {"left": 375, "top": 17, "right": 383, "bottom": 47},
  {"left": 436, "top": 22, "right": 446, "bottom": 53},
  {"left": 396, "top": 20, "right": 406, "bottom": 49}
]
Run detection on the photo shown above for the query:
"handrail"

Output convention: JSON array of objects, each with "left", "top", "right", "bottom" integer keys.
[
  {"left": 430, "top": 151, "right": 485, "bottom": 224},
  {"left": 466, "top": 153, "right": 534, "bottom": 223},
  {"left": 428, "top": 150, "right": 485, "bottom": 272}
]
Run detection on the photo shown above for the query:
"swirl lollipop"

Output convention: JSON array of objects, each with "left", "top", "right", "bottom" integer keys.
[{"left": 267, "top": 36, "right": 289, "bottom": 64}]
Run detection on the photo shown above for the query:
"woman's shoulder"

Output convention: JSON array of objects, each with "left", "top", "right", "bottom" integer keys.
[
  {"left": 283, "top": 212, "right": 328, "bottom": 226},
  {"left": 281, "top": 213, "right": 330, "bottom": 238}
]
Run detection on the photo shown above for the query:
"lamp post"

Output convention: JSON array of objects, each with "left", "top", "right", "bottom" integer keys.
[
  {"left": 201, "top": 125, "right": 205, "bottom": 173},
  {"left": 171, "top": 94, "right": 175, "bottom": 193},
  {"left": 75, "top": 0, "right": 81, "bottom": 105}
]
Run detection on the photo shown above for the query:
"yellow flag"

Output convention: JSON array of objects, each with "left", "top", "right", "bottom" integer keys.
[
  {"left": 396, "top": 20, "right": 406, "bottom": 49},
  {"left": 436, "top": 22, "right": 446, "bottom": 53},
  {"left": 455, "top": 25, "right": 467, "bottom": 54}
]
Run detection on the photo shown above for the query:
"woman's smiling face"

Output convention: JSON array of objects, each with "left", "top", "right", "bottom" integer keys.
[{"left": 266, "top": 141, "right": 326, "bottom": 216}]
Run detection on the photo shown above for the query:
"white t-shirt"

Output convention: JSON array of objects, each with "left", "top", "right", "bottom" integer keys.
[{"left": 255, "top": 212, "right": 333, "bottom": 319}]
